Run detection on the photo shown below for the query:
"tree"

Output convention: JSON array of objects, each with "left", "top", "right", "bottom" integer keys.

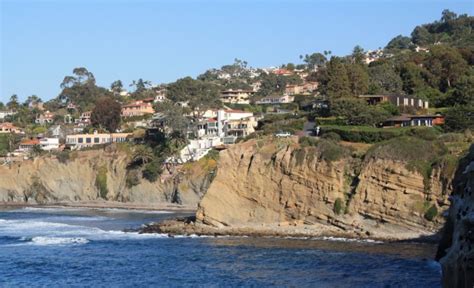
[
  {"left": 386, "top": 35, "right": 413, "bottom": 51},
  {"left": 303, "top": 52, "right": 327, "bottom": 70},
  {"left": 131, "top": 145, "right": 154, "bottom": 165},
  {"left": 110, "top": 80, "right": 124, "bottom": 95},
  {"left": 399, "top": 62, "right": 429, "bottom": 95},
  {"left": 130, "top": 79, "right": 151, "bottom": 95},
  {"left": 0, "top": 102, "right": 4, "bottom": 110},
  {"left": 346, "top": 63, "right": 369, "bottom": 96},
  {"left": 166, "top": 77, "right": 221, "bottom": 119},
  {"left": 24, "top": 95, "right": 42, "bottom": 107},
  {"left": 411, "top": 26, "right": 432, "bottom": 46},
  {"left": 441, "top": 9, "right": 457, "bottom": 23},
  {"left": 351, "top": 45, "right": 366, "bottom": 64},
  {"left": 443, "top": 75, "right": 474, "bottom": 106},
  {"left": 424, "top": 45, "right": 469, "bottom": 91},
  {"left": 330, "top": 98, "right": 390, "bottom": 126},
  {"left": 153, "top": 100, "right": 191, "bottom": 137},
  {"left": 444, "top": 105, "right": 474, "bottom": 132},
  {"left": 257, "top": 73, "right": 288, "bottom": 96},
  {"left": 368, "top": 62, "right": 403, "bottom": 94},
  {"left": 325, "top": 57, "right": 351, "bottom": 99},
  {"left": 7, "top": 94, "right": 19, "bottom": 111},
  {"left": 58, "top": 68, "right": 111, "bottom": 110},
  {"left": 91, "top": 97, "right": 122, "bottom": 132}
]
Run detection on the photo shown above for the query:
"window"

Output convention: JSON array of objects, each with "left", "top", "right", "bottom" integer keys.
[
  {"left": 86, "top": 138, "right": 91, "bottom": 143},
  {"left": 94, "top": 137, "right": 100, "bottom": 143},
  {"left": 78, "top": 138, "right": 83, "bottom": 143}
]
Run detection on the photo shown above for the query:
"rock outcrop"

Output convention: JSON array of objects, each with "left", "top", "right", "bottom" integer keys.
[
  {"left": 194, "top": 137, "right": 453, "bottom": 239},
  {"left": 436, "top": 145, "right": 474, "bottom": 288},
  {"left": 0, "top": 146, "right": 215, "bottom": 208}
]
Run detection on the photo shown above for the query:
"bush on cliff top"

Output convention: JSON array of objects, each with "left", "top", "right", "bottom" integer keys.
[
  {"left": 365, "top": 136, "right": 449, "bottom": 189},
  {"left": 298, "top": 137, "right": 350, "bottom": 162}
]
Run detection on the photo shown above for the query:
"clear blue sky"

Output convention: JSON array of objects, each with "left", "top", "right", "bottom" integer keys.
[{"left": 1, "top": 0, "right": 472, "bottom": 103}]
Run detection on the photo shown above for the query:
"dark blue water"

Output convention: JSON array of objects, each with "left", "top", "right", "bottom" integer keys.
[{"left": 0, "top": 207, "right": 441, "bottom": 287}]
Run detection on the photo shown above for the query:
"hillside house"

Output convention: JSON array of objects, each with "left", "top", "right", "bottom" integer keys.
[
  {"left": 383, "top": 114, "right": 445, "bottom": 127},
  {"left": 358, "top": 94, "right": 429, "bottom": 109},
  {"left": 75, "top": 111, "right": 92, "bottom": 127},
  {"left": 66, "top": 132, "right": 131, "bottom": 149},
  {"left": 285, "top": 82, "right": 318, "bottom": 95},
  {"left": 17, "top": 138, "right": 40, "bottom": 153},
  {"left": 256, "top": 95, "right": 294, "bottom": 105},
  {"left": 0, "top": 122, "right": 23, "bottom": 134},
  {"left": 35, "top": 111, "right": 54, "bottom": 125},
  {"left": 220, "top": 89, "right": 255, "bottom": 104},
  {"left": 121, "top": 98, "right": 155, "bottom": 117},
  {"left": 0, "top": 110, "right": 16, "bottom": 120}
]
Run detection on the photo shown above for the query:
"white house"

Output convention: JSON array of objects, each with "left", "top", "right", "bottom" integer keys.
[
  {"left": 256, "top": 95, "right": 294, "bottom": 105},
  {"left": 0, "top": 110, "right": 16, "bottom": 120},
  {"left": 66, "top": 132, "right": 131, "bottom": 150},
  {"left": 39, "top": 138, "right": 60, "bottom": 151}
]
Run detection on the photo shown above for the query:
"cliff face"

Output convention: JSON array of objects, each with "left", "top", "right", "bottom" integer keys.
[
  {"left": 0, "top": 146, "right": 213, "bottom": 207},
  {"left": 196, "top": 137, "right": 452, "bottom": 239},
  {"left": 436, "top": 145, "right": 474, "bottom": 288}
]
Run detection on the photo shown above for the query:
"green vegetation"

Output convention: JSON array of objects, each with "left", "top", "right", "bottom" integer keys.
[
  {"left": 55, "top": 150, "right": 71, "bottom": 164},
  {"left": 126, "top": 169, "right": 141, "bottom": 188},
  {"left": 334, "top": 198, "right": 344, "bottom": 215},
  {"left": 365, "top": 136, "right": 450, "bottom": 191},
  {"left": 424, "top": 205, "right": 438, "bottom": 221},
  {"left": 258, "top": 113, "right": 306, "bottom": 135},
  {"left": 95, "top": 165, "right": 108, "bottom": 199},
  {"left": 298, "top": 137, "right": 350, "bottom": 162},
  {"left": 142, "top": 160, "right": 162, "bottom": 182},
  {"left": 321, "top": 126, "right": 443, "bottom": 143}
]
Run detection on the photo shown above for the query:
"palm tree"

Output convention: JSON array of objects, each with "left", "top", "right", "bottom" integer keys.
[{"left": 131, "top": 145, "right": 154, "bottom": 165}]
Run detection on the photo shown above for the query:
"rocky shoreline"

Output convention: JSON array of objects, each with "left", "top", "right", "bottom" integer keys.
[{"left": 139, "top": 216, "right": 441, "bottom": 243}]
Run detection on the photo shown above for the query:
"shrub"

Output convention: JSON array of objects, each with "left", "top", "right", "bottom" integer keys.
[
  {"left": 299, "top": 138, "right": 349, "bottom": 162},
  {"left": 95, "top": 165, "right": 108, "bottom": 199},
  {"left": 55, "top": 150, "right": 70, "bottom": 164},
  {"left": 407, "top": 127, "right": 440, "bottom": 141},
  {"left": 334, "top": 198, "right": 344, "bottom": 215},
  {"left": 126, "top": 169, "right": 141, "bottom": 188},
  {"left": 298, "top": 136, "right": 318, "bottom": 147},
  {"left": 444, "top": 105, "right": 474, "bottom": 132},
  {"left": 142, "top": 161, "right": 162, "bottom": 182},
  {"left": 424, "top": 205, "right": 438, "bottom": 221},
  {"left": 321, "top": 125, "right": 405, "bottom": 143},
  {"left": 321, "top": 132, "right": 341, "bottom": 142}
]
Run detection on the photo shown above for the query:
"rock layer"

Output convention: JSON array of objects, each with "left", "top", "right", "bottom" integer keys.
[
  {"left": 0, "top": 146, "right": 213, "bottom": 207},
  {"left": 196, "top": 137, "right": 452, "bottom": 239}
]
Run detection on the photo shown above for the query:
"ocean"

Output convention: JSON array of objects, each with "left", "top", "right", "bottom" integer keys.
[{"left": 0, "top": 207, "right": 441, "bottom": 287}]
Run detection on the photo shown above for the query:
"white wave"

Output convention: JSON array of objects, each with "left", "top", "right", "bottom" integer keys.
[
  {"left": 318, "top": 236, "right": 383, "bottom": 244},
  {"left": 0, "top": 218, "right": 170, "bottom": 245},
  {"left": 14, "top": 207, "right": 87, "bottom": 213},
  {"left": 28, "top": 236, "right": 90, "bottom": 246}
]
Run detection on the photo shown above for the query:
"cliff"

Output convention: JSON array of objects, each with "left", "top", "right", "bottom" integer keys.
[
  {"left": 0, "top": 145, "right": 215, "bottom": 208},
  {"left": 193, "top": 136, "right": 454, "bottom": 239},
  {"left": 436, "top": 145, "right": 474, "bottom": 288}
]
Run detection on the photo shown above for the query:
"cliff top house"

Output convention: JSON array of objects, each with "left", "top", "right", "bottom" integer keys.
[{"left": 0, "top": 122, "right": 23, "bottom": 134}]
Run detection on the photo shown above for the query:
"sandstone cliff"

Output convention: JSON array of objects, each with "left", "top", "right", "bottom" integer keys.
[
  {"left": 195, "top": 137, "right": 454, "bottom": 239},
  {"left": 0, "top": 146, "right": 215, "bottom": 208},
  {"left": 436, "top": 145, "right": 474, "bottom": 288}
]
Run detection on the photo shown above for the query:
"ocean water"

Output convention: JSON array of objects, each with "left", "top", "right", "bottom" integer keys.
[{"left": 0, "top": 207, "right": 442, "bottom": 287}]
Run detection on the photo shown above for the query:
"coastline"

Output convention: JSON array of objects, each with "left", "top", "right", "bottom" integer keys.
[
  {"left": 0, "top": 201, "right": 197, "bottom": 213},
  {"left": 139, "top": 217, "right": 441, "bottom": 243}
]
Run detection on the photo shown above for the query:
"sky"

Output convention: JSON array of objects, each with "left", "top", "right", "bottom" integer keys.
[{"left": 0, "top": 0, "right": 473, "bottom": 103}]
